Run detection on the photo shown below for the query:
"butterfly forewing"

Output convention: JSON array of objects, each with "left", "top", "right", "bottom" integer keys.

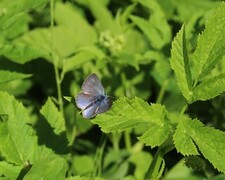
[{"left": 82, "top": 74, "right": 104, "bottom": 95}]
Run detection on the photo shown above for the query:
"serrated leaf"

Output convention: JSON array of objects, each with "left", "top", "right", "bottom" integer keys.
[
  {"left": 192, "top": 2, "right": 225, "bottom": 81},
  {"left": 0, "top": 70, "right": 32, "bottom": 84},
  {"left": 40, "top": 98, "right": 65, "bottom": 135},
  {"left": 192, "top": 73, "right": 225, "bottom": 102},
  {"left": 174, "top": 117, "right": 225, "bottom": 173},
  {"left": 173, "top": 117, "right": 199, "bottom": 156},
  {"left": 23, "top": 156, "right": 67, "bottom": 180},
  {"left": 171, "top": 25, "right": 192, "bottom": 102},
  {"left": 93, "top": 97, "right": 172, "bottom": 147},
  {"left": 0, "top": 91, "right": 37, "bottom": 165},
  {"left": 0, "top": 161, "right": 22, "bottom": 179}
]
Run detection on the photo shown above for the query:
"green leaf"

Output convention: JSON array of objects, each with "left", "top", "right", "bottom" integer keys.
[
  {"left": 133, "top": 0, "right": 171, "bottom": 49},
  {"left": 54, "top": 2, "right": 97, "bottom": 44},
  {"left": 72, "top": 155, "right": 94, "bottom": 175},
  {"left": 0, "top": 0, "right": 47, "bottom": 31},
  {"left": 62, "top": 51, "right": 95, "bottom": 74},
  {"left": 93, "top": 97, "right": 172, "bottom": 147},
  {"left": 63, "top": 96, "right": 72, "bottom": 102},
  {"left": 173, "top": 117, "right": 199, "bottom": 156},
  {"left": 0, "top": 161, "right": 22, "bottom": 179},
  {"left": 130, "top": 15, "right": 162, "bottom": 50},
  {"left": 128, "top": 152, "right": 152, "bottom": 180},
  {"left": 23, "top": 156, "right": 67, "bottom": 180},
  {"left": 163, "top": 159, "right": 205, "bottom": 179},
  {"left": 40, "top": 98, "right": 65, "bottom": 135},
  {"left": 86, "top": 0, "right": 115, "bottom": 32},
  {"left": 174, "top": 117, "right": 225, "bottom": 173},
  {"left": 171, "top": 25, "right": 193, "bottom": 102},
  {"left": 192, "top": 73, "right": 225, "bottom": 102},
  {"left": 192, "top": 2, "right": 225, "bottom": 81},
  {"left": 103, "top": 149, "right": 129, "bottom": 179},
  {"left": 66, "top": 176, "right": 105, "bottom": 180},
  {"left": 171, "top": 0, "right": 219, "bottom": 21},
  {"left": 15, "top": 27, "right": 81, "bottom": 65},
  {"left": 0, "top": 43, "right": 50, "bottom": 64},
  {"left": 0, "top": 70, "right": 32, "bottom": 84},
  {"left": 0, "top": 91, "right": 38, "bottom": 165}
]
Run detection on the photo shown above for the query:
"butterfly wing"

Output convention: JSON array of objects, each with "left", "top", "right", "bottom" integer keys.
[
  {"left": 96, "top": 96, "right": 112, "bottom": 114},
  {"left": 82, "top": 101, "right": 101, "bottom": 118},
  {"left": 82, "top": 73, "right": 104, "bottom": 95},
  {"left": 75, "top": 92, "right": 95, "bottom": 110},
  {"left": 76, "top": 73, "right": 112, "bottom": 119}
]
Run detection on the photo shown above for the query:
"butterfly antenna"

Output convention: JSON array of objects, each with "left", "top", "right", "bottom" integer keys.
[
  {"left": 108, "top": 95, "right": 117, "bottom": 100},
  {"left": 105, "top": 90, "right": 117, "bottom": 100}
]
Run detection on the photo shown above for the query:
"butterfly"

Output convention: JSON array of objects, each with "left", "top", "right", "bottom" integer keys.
[{"left": 75, "top": 73, "right": 112, "bottom": 119}]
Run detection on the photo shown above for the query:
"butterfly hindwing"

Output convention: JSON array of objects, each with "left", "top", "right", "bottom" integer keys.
[
  {"left": 96, "top": 97, "right": 112, "bottom": 114},
  {"left": 82, "top": 101, "right": 101, "bottom": 118}
]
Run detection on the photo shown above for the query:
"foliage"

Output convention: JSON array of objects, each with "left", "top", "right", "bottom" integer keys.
[{"left": 0, "top": 0, "right": 225, "bottom": 179}]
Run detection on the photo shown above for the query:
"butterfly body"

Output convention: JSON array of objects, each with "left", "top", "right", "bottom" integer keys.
[{"left": 75, "top": 73, "right": 112, "bottom": 119}]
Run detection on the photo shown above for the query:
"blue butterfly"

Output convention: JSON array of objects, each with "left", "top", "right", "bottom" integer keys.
[{"left": 75, "top": 73, "right": 112, "bottom": 119}]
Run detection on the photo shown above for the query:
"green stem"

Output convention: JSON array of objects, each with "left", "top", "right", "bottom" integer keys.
[
  {"left": 50, "top": 0, "right": 64, "bottom": 117},
  {"left": 145, "top": 139, "right": 174, "bottom": 179},
  {"left": 156, "top": 79, "right": 169, "bottom": 104},
  {"left": 112, "top": 132, "right": 119, "bottom": 151},
  {"left": 54, "top": 65, "right": 64, "bottom": 116},
  {"left": 124, "top": 130, "right": 131, "bottom": 151},
  {"left": 145, "top": 148, "right": 163, "bottom": 179},
  {"left": 50, "top": 0, "right": 54, "bottom": 27},
  {"left": 97, "top": 137, "right": 106, "bottom": 177},
  {"left": 92, "top": 134, "right": 106, "bottom": 178},
  {"left": 179, "top": 103, "right": 188, "bottom": 117}
]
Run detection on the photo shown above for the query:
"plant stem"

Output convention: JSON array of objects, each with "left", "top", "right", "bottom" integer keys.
[
  {"left": 145, "top": 147, "right": 163, "bottom": 179},
  {"left": 54, "top": 65, "right": 64, "bottom": 116},
  {"left": 179, "top": 103, "right": 188, "bottom": 117},
  {"left": 112, "top": 132, "right": 119, "bottom": 151},
  {"left": 50, "top": 0, "right": 64, "bottom": 117},
  {"left": 97, "top": 136, "right": 106, "bottom": 177},
  {"left": 124, "top": 130, "right": 131, "bottom": 151},
  {"left": 145, "top": 138, "right": 174, "bottom": 179},
  {"left": 156, "top": 79, "right": 169, "bottom": 104}
]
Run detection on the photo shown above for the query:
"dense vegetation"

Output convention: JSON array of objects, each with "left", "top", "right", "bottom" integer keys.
[{"left": 0, "top": 0, "right": 225, "bottom": 179}]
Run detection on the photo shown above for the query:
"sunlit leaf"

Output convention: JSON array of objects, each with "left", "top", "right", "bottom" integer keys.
[
  {"left": 192, "top": 2, "right": 225, "bottom": 81},
  {"left": 0, "top": 70, "right": 32, "bottom": 84},
  {"left": 174, "top": 117, "right": 225, "bottom": 173},
  {"left": 40, "top": 98, "right": 66, "bottom": 135},
  {"left": 171, "top": 25, "right": 192, "bottom": 102},
  {"left": 93, "top": 97, "right": 172, "bottom": 147}
]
